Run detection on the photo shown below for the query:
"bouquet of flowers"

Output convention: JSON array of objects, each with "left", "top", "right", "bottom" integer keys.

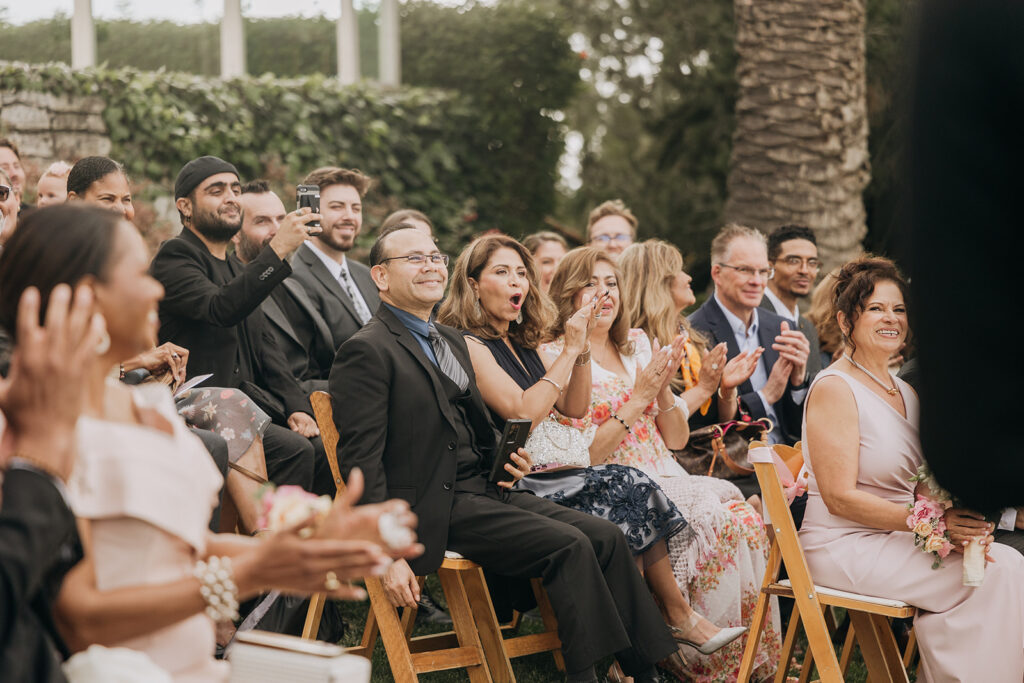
[
  {"left": 258, "top": 484, "right": 333, "bottom": 537},
  {"left": 908, "top": 464, "right": 985, "bottom": 585}
]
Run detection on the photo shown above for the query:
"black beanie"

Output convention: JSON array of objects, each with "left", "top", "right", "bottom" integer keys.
[{"left": 174, "top": 156, "right": 239, "bottom": 200}]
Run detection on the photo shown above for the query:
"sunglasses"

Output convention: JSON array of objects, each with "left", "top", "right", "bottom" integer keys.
[{"left": 0, "top": 184, "right": 10, "bottom": 202}]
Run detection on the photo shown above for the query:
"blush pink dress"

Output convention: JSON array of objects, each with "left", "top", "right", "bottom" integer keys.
[
  {"left": 69, "top": 382, "right": 228, "bottom": 682},
  {"left": 800, "top": 368, "right": 1024, "bottom": 683}
]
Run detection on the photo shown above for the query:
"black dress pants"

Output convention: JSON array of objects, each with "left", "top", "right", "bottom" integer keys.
[
  {"left": 190, "top": 428, "right": 229, "bottom": 532},
  {"left": 262, "top": 423, "right": 315, "bottom": 491},
  {"left": 444, "top": 486, "right": 677, "bottom": 675}
]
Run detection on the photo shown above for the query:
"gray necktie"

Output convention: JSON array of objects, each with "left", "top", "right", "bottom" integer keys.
[
  {"left": 338, "top": 268, "right": 372, "bottom": 324},
  {"left": 427, "top": 323, "right": 470, "bottom": 391}
]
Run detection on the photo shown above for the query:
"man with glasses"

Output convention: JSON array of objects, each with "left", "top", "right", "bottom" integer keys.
[
  {"left": 290, "top": 166, "right": 380, "bottom": 353},
  {"left": 689, "top": 224, "right": 810, "bottom": 447},
  {"left": 330, "top": 224, "right": 678, "bottom": 683},
  {"left": 760, "top": 224, "right": 823, "bottom": 379},
  {"left": 586, "top": 199, "right": 636, "bottom": 260}
]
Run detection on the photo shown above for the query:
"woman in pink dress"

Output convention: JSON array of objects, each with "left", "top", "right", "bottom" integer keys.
[
  {"left": 0, "top": 204, "right": 418, "bottom": 681},
  {"left": 800, "top": 256, "right": 1024, "bottom": 682}
]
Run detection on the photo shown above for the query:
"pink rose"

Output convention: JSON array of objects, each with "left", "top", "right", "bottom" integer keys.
[{"left": 937, "top": 539, "right": 955, "bottom": 559}]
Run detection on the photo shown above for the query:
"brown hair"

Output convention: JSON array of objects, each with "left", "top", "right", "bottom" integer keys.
[
  {"left": 586, "top": 199, "right": 638, "bottom": 239},
  {"left": 301, "top": 166, "right": 373, "bottom": 197},
  {"left": 547, "top": 246, "right": 633, "bottom": 356},
  {"left": 0, "top": 138, "right": 21, "bottom": 159},
  {"left": 522, "top": 230, "right": 568, "bottom": 254},
  {"left": 832, "top": 256, "right": 910, "bottom": 354},
  {"left": 437, "top": 234, "right": 554, "bottom": 349},
  {"left": 618, "top": 239, "right": 707, "bottom": 354},
  {"left": 381, "top": 208, "right": 433, "bottom": 234},
  {"left": 806, "top": 268, "right": 842, "bottom": 356}
]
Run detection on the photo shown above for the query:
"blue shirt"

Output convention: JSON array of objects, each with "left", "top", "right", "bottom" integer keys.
[{"left": 383, "top": 303, "right": 438, "bottom": 366}]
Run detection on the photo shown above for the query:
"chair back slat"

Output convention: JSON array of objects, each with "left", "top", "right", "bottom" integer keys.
[{"left": 310, "top": 391, "right": 345, "bottom": 496}]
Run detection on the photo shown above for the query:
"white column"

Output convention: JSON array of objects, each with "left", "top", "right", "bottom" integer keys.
[
  {"left": 221, "top": 0, "right": 246, "bottom": 79},
  {"left": 71, "top": 0, "right": 96, "bottom": 69},
  {"left": 337, "top": 0, "right": 360, "bottom": 84},
  {"left": 378, "top": 0, "right": 401, "bottom": 86}
]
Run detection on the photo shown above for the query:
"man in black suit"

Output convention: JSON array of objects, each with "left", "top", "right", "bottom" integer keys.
[
  {"left": 760, "top": 225, "right": 823, "bottom": 380},
  {"left": 688, "top": 224, "right": 811, "bottom": 447},
  {"left": 330, "top": 226, "right": 677, "bottom": 683},
  {"left": 1, "top": 284, "right": 97, "bottom": 682},
  {"left": 236, "top": 181, "right": 335, "bottom": 393},
  {"left": 290, "top": 166, "right": 380, "bottom": 354},
  {"left": 150, "top": 156, "right": 328, "bottom": 495}
]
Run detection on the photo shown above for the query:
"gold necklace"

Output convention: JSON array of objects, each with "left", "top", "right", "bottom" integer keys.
[{"left": 843, "top": 354, "right": 898, "bottom": 396}]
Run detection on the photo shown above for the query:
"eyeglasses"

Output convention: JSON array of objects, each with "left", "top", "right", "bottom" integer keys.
[
  {"left": 776, "top": 255, "right": 820, "bottom": 270},
  {"left": 0, "top": 185, "right": 10, "bottom": 202},
  {"left": 591, "top": 234, "right": 632, "bottom": 244},
  {"left": 718, "top": 263, "right": 774, "bottom": 280},
  {"left": 380, "top": 253, "right": 450, "bottom": 266}
]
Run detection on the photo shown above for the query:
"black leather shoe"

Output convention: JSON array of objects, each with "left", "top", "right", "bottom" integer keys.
[{"left": 415, "top": 587, "right": 453, "bottom": 626}]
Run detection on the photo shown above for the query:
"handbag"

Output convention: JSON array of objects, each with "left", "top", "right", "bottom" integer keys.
[
  {"left": 673, "top": 417, "right": 772, "bottom": 480},
  {"left": 524, "top": 417, "right": 593, "bottom": 472}
]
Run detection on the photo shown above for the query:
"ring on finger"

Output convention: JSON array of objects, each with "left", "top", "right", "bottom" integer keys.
[{"left": 324, "top": 571, "right": 341, "bottom": 591}]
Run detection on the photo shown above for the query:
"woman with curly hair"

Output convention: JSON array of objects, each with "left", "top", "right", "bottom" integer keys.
[{"left": 546, "top": 246, "right": 781, "bottom": 683}]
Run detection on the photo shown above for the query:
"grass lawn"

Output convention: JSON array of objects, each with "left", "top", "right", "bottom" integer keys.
[{"left": 336, "top": 590, "right": 914, "bottom": 682}]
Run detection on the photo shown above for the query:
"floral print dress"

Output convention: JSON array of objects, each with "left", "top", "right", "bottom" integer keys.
[{"left": 543, "top": 329, "right": 781, "bottom": 682}]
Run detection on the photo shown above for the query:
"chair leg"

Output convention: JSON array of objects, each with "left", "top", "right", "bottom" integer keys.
[
  {"left": 460, "top": 566, "right": 515, "bottom": 683},
  {"left": 774, "top": 606, "right": 801, "bottom": 683},
  {"left": 437, "top": 567, "right": 495, "bottom": 683},
  {"left": 531, "top": 578, "right": 565, "bottom": 672},
  {"left": 838, "top": 622, "right": 856, "bottom": 674},
  {"left": 301, "top": 592, "right": 326, "bottom": 639},
  {"left": 345, "top": 600, "right": 379, "bottom": 660},
  {"left": 846, "top": 612, "right": 909, "bottom": 683},
  {"left": 902, "top": 625, "right": 918, "bottom": 669},
  {"left": 365, "top": 577, "right": 419, "bottom": 683},
  {"left": 739, "top": 540, "right": 782, "bottom": 683}
]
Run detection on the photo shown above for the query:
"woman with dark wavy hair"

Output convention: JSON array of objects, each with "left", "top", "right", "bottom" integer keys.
[{"left": 439, "top": 235, "right": 746, "bottom": 681}]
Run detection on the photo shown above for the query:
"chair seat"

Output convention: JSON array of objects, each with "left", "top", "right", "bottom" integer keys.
[
  {"left": 442, "top": 550, "right": 479, "bottom": 571},
  {"left": 769, "top": 579, "right": 916, "bottom": 617}
]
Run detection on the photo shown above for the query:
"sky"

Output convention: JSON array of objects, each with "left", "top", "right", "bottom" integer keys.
[{"left": 0, "top": 0, "right": 445, "bottom": 24}]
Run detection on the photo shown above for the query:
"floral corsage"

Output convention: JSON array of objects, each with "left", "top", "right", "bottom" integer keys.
[
  {"left": 258, "top": 484, "right": 333, "bottom": 536},
  {"left": 906, "top": 495, "right": 954, "bottom": 569}
]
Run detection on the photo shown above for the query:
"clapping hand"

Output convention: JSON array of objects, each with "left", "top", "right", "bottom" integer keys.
[
  {"left": 697, "top": 343, "right": 728, "bottom": 393},
  {"left": 721, "top": 347, "right": 763, "bottom": 392},
  {"left": 654, "top": 334, "right": 687, "bottom": 394},
  {"left": 564, "top": 291, "right": 608, "bottom": 355},
  {"left": 772, "top": 321, "right": 810, "bottom": 385},
  {"left": 761, "top": 356, "right": 793, "bottom": 406},
  {"left": 634, "top": 343, "right": 674, "bottom": 405}
]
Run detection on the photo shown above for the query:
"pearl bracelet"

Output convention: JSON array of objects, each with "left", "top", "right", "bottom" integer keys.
[{"left": 193, "top": 556, "right": 240, "bottom": 623}]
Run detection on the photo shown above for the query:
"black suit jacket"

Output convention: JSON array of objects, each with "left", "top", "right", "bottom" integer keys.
[
  {"left": 262, "top": 279, "right": 335, "bottom": 394},
  {"left": 1, "top": 467, "right": 83, "bottom": 683},
  {"left": 688, "top": 297, "right": 805, "bottom": 444},
  {"left": 329, "top": 306, "right": 498, "bottom": 575},
  {"left": 758, "top": 296, "right": 823, "bottom": 380},
  {"left": 291, "top": 243, "right": 380, "bottom": 353},
  {"left": 150, "top": 229, "right": 310, "bottom": 419}
]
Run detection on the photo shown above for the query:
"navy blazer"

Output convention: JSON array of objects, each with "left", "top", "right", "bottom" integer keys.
[{"left": 688, "top": 296, "right": 806, "bottom": 444}]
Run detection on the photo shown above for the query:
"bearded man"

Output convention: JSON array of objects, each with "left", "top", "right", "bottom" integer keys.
[{"left": 150, "top": 156, "right": 329, "bottom": 494}]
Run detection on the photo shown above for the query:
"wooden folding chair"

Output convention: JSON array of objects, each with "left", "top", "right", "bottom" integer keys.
[
  {"left": 737, "top": 442, "right": 916, "bottom": 683},
  {"left": 302, "top": 390, "right": 563, "bottom": 682}
]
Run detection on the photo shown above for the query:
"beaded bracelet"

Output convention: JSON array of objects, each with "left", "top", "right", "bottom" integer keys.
[
  {"left": 610, "top": 412, "right": 631, "bottom": 434},
  {"left": 193, "top": 556, "right": 240, "bottom": 622}
]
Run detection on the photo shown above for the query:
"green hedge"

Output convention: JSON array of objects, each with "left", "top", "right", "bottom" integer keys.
[{"left": 0, "top": 62, "right": 519, "bottom": 251}]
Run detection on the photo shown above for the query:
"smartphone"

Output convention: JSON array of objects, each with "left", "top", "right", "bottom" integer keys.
[
  {"left": 296, "top": 184, "right": 321, "bottom": 228},
  {"left": 489, "top": 418, "right": 532, "bottom": 483}
]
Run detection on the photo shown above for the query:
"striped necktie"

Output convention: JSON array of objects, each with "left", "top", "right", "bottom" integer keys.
[
  {"left": 338, "top": 268, "right": 372, "bottom": 324},
  {"left": 427, "top": 323, "right": 469, "bottom": 391}
]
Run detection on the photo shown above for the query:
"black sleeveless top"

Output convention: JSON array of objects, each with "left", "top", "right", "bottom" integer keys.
[{"left": 466, "top": 335, "right": 547, "bottom": 428}]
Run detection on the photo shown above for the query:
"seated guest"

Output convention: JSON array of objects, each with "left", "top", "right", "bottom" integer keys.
[
  {"left": 236, "top": 180, "right": 335, "bottom": 393},
  {"left": 381, "top": 208, "right": 434, "bottom": 237},
  {"left": 331, "top": 225, "right": 680, "bottom": 683},
  {"left": 619, "top": 239, "right": 761, "bottom": 430},
  {"left": 800, "top": 256, "right": 1024, "bottom": 681},
  {"left": 1, "top": 282, "right": 100, "bottom": 682},
  {"left": 291, "top": 167, "right": 380, "bottom": 353},
  {"left": 0, "top": 203, "right": 420, "bottom": 681},
  {"left": 66, "top": 156, "right": 136, "bottom": 222},
  {"left": 688, "top": 224, "right": 811, "bottom": 446},
  {"left": 522, "top": 230, "right": 568, "bottom": 294},
  {"left": 587, "top": 199, "right": 636, "bottom": 261},
  {"left": 545, "top": 247, "right": 781, "bottom": 682},
  {"left": 65, "top": 156, "right": 275, "bottom": 530},
  {"left": 0, "top": 169, "right": 18, "bottom": 245},
  {"left": 150, "top": 156, "right": 332, "bottom": 495},
  {"left": 438, "top": 235, "right": 746, "bottom": 677},
  {"left": 760, "top": 225, "right": 823, "bottom": 380},
  {"left": 35, "top": 161, "right": 72, "bottom": 208}
]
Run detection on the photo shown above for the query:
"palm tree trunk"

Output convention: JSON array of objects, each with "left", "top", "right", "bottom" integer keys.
[{"left": 725, "top": 0, "right": 869, "bottom": 270}]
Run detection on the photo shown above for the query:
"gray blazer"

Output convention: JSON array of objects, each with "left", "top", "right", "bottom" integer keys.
[{"left": 289, "top": 242, "right": 381, "bottom": 355}]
